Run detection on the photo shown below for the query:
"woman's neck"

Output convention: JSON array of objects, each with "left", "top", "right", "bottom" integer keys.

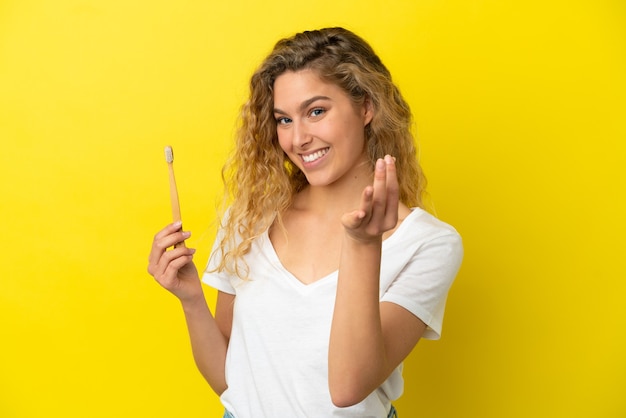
[{"left": 292, "top": 166, "right": 374, "bottom": 218}]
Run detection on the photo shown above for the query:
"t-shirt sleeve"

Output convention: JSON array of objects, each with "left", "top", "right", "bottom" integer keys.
[
  {"left": 380, "top": 228, "right": 463, "bottom": 340},
  {"left": 201, "top": 227, "right": 236, "bottom": 295}
]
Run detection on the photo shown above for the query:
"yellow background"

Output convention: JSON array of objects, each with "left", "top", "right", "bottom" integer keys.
[{"left": 1, "top": 1, "right": 624, "bottom": 417}]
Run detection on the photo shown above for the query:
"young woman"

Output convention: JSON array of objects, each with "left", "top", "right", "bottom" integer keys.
[{"left": 148, "top": 27, "right": 463, "bottom": 418}]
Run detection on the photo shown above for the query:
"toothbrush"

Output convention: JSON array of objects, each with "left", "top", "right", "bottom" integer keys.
[{"left": 164, "top": 145, "right": 185, "bottom": 247}]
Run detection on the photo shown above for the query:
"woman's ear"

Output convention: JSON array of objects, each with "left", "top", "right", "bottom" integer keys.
[{"left": 363, "top": 96, "right": 374, "bottom": 127}]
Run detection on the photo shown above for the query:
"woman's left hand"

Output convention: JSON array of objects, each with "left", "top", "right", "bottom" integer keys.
[{"left": 341, "top": 155, "right": 399, "bottom": 243}]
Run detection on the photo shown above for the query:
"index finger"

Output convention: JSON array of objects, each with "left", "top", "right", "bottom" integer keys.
[
  {"left": 384, "top": 155, "right": 400, "bottom": 217},
  {"left": 148, "top": 221, "right": 183, "bottom": 264},
  {"left": 370, "top": 158, "right": 388, "bottom": 218}
]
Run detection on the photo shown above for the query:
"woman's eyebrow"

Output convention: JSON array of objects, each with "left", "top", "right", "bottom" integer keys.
[{"left": 273, "top": 95, "right": 331, "bottom": 114}]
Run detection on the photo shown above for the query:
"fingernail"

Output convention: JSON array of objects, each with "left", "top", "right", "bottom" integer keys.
[
  {"left": 182, "top": 231, "right": 191, "bottom": 238},
  {"left": 376, "top": 159, "right": 385, "bottom": 170},
  {"left": 173, "top": 220, "right": 182, "bottom": 228}
]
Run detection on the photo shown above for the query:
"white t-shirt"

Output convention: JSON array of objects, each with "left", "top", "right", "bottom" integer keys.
[{"left": 202, "top": 208, "right": 463, "bottom": 418}]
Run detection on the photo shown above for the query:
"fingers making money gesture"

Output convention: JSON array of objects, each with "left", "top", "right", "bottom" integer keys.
[{"left": 341, "top": 155, "right": 399, "bottom": 243}]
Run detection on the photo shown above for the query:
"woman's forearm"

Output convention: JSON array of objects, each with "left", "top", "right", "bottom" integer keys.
[
  {"left": 180, "top": 296, "right": 229, "bottom": 395},
  {"left": 328, "top": 234, "right": 388, "bottom": 407}
]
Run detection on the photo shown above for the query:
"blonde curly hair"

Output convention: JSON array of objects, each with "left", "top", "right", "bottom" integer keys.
[{"left": 212, "top": 27, "right": 426, "bottom": 278}]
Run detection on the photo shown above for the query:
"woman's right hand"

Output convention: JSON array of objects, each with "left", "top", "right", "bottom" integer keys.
[{"left": 147, "top": 221, "right": 202, "bottom": 302}]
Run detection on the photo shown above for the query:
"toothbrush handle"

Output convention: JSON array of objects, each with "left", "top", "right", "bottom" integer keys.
[{"left": 168, "top": 163, "right": 185, "bottom": 248}]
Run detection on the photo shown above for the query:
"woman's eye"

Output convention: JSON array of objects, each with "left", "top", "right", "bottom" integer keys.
[
  {"left": 310, "top": 108, "right": 325, "bottom": 117},
  {"left": 276, "top": 116, "right": 292, "bottom": 125}
]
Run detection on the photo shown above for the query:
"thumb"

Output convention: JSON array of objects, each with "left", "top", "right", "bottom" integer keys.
[{"left": 341, "top": 210, "right": 366, "bottom": 230}]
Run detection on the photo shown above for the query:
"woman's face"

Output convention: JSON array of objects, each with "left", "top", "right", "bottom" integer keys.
[{"left": 273, "top": 69, "right": 373, "bottom": 188}]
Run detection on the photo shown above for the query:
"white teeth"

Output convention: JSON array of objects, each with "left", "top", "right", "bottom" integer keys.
[{"left": 302, "top": 148, "right": 328, "bottom": 163}]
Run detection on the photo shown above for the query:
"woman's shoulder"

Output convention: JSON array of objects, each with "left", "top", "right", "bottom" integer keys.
[{"left": 388, "top": 207, "right": 462, "bottom": 247}]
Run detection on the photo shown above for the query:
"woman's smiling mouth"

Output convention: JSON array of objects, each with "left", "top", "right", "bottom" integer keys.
[{"left": 301, "top": 147, "right": 329, "bottom": 163}]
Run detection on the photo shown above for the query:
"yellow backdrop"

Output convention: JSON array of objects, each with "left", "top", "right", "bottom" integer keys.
[{"left": 1, "top": 1, "right": 624, "bottom": 417}]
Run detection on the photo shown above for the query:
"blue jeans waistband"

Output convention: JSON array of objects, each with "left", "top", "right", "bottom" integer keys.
[{"left": 224, "top": 405, "right": 397, "bottom": 417}]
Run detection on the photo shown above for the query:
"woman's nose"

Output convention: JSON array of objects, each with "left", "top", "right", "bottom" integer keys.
[{"left": 292, "top": 120, "right": 312, "bottom": 148}]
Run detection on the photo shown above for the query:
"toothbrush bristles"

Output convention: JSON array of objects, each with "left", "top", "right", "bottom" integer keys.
[{"left": 164, "top": 146, "right": 174, "bottom": 163}]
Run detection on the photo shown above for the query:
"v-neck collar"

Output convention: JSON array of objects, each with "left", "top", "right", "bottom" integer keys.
[{"left": 261, "top": 208, "right": 422, "bottom": 289}]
